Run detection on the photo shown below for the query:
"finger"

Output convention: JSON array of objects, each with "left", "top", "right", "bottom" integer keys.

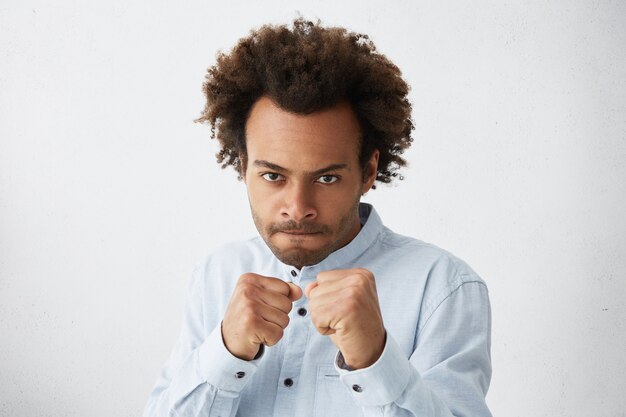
[
  {"left": 306, "top": 278, "right": 346, "bottom": 299},
  {"left": 257, "top": 276, "right": 294, "bottom": 297},
  {"left": 258, "top": 321, "right": 286, "bottom": 347},
  {"left": 315, "top": 269, "right": 347, "bottom": 284},
  {"left": 318, "top": 326, "right": 336, "bottom": 336},
  {"left": 312, "top": 270, "right": 375, "bottom": 299},
  {"left": 309, "top": 305, "right": 339, "bottom": 336},
  {"left": 287, "top": 282, "right": 303, "bottom": 301},
  {"left": 316, "top": 268, "right": 374, "bottom": 285},
  {"left": 240, "top": 273, "right": 293, "bottom": 297},
  {"left": 256, "top": 288, "right": 294, "bottom": 314},
  {"left": 257, "top": 303, "right": 291, "bottom": 329},
  {"left": 304, "top": 281, "right": 318, "bottom": 298},
  {"left": 308, "top": 285, "right": 352, "bottom": 311}
]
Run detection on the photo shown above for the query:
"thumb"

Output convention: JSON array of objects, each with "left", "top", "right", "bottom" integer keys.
[
  {"left": 287, "top": 282, "right": 303, "bottom": 301},
  {"left": 304, "top": 281, "right": 318, "bottom": 299}
]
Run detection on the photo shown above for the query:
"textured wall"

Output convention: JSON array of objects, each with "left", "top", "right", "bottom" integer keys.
[{"left": 1, "top": 1, "right": 625, "bottom": 416}]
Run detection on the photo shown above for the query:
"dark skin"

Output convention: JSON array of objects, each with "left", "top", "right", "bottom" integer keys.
[{"left": 221, "top": 97, "right": 386, "bottom": 369}]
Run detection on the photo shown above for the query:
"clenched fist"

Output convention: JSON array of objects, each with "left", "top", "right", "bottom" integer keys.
[
  {"left": 304, "top": 268, "right": 386, "bottom": 369},
  {"left": 222, "top": 273, "right": 303, "bottom": 360}
]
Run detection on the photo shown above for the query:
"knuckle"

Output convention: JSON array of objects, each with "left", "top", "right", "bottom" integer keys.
[
  {"left": 355, "top": 268, "right": 374, "bottom": 282},
  {"left": 238, "top": 273, "right": 254, "bottom": 283},
  {"left": 239, "top": 296, "right": 253, "bottom": 309},
  {"left": 355, "top": 272, "right": 370, "bottom": 284},
  {"left": 316, "top": 271, "right": 330, "bottom": 281},
  {"left": 240, "top": 311, "right": 255, "bottom": 327},
  {"left": 346, "top": 285, "right": 363, "bottom": 299},
  {"left": 343, "top": 296, "right": 360, "bottom": 311},
  {"left": 240, "top": 285, "right": 258, "bottom": 299},
  {"left": 346, "top": 275, "right": 363, "bottom": 288},
  {"left": 310, "top": 313, "right": 324, "bottom": 329},
  {"left": 265, "top": 328, "right": 284, "bottom": 346},
  {"left": 241, "top": 305, "right": 260, "bottom": 323},
  {"left": 359, "top": 267, "right": 373, "bottom": 276}
]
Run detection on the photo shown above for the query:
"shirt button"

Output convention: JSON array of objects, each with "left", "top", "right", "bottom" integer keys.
[
  {"left": 297, "top": 307, "right": 307, "bottom": 316},
  {"left": 290, "top": 270, "right": 297, "bottom": 277},
  {"left": 283, "top": 378, "right": 294, "bottom": 387},
  {"left": 235, "top": 371, "right": 245, "bottom": 379},
  {"left": 352, "top": 384, "right": 363, "bottom": 393}
]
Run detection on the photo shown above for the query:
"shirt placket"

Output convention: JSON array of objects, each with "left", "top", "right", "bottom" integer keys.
[{"left": 272, "top": 268, "right": 310, "bottom": 416}]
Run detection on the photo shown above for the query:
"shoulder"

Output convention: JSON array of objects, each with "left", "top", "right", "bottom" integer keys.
[
  {"left": 367, "top": 224, "right": 490, "bottom": 343},
  {"left": 375, "top": 226, "right": 487, "bottom": 298},
  {"left": 381, "top": 226, "right": 482, "bottom": 276}
]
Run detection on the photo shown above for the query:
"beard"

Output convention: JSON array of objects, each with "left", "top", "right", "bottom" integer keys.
[{"left": 250, "top": 194, "right": 361, "bottom": 268}]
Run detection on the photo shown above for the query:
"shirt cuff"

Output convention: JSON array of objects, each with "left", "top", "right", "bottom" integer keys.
[
  {"left": 334, "top": 333, "right": 411, "bottom": 406},
  {"left": 197, "top": 324, "right": 263, "bottom": 393}
]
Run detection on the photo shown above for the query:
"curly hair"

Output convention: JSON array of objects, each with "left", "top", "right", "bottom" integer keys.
[{"left": 195, "top": 18, "right": 413, "bottom": 186}]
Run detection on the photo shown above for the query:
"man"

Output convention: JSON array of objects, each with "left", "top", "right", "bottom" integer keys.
[{"left": 144, "top": 19, "right": 492, "bottom": 417}]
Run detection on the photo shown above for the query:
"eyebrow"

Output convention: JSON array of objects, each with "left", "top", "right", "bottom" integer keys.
[{"left": 253, "top": 160, "right": 348, "bottom": 176}]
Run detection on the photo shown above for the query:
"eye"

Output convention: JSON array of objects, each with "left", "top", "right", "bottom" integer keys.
[
  {"left": 261, "top": 172, "right": 284, "bottom": 182},
  {"left": 316, "top": 175, "right": 339, "bottom": 184}
]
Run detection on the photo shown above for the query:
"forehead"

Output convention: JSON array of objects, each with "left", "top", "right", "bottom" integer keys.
[{"left": 244, "top": 97, "right": 362, "bottom": 169}]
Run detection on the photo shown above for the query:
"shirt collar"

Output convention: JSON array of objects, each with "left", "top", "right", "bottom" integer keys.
[{"left": 277, "top": 203, "right": 383, "bottom": 281}]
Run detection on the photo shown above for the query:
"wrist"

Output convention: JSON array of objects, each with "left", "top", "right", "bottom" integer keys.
[
  {"left": 342, "top": 351, "right": 381, "bottom": 369},
  {"left": 225, "top": 341, "right": 261, "bottom": 361},
  {"left": 221, "top": 321, "right": 262, "bottom": 361},
  {"left": 341, "top": 331, "right": 387, "bottom": 369}
]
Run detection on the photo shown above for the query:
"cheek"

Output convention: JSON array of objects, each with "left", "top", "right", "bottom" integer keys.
[
  {"left": 322, "top": 187, "right": 359, "bottom": 208},
  {"left": 247, "top": 184, "right": 278, "bottom": 214}
]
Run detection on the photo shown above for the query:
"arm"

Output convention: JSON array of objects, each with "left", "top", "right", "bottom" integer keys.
[
  {"left": 143, "top": 268, "right": 301, "bottom": 417},
  {"left": 336, "top": 280, "right": 492, "bottom": 417},
  {"left": 142, "top": 267, "right": 259, "bottom": 417}
]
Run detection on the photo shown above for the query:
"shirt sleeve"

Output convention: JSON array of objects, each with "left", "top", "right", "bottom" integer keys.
[
  {"left": 335, "top": 280, "right": 492, "bottom": 417},
  {"left": 142, "top": 265, "right": 262, "bottom": 417}
]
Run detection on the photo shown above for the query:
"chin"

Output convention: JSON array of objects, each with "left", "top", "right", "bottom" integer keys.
[{"left": 270, "top": 246, "right": 332, "bottom": 268}]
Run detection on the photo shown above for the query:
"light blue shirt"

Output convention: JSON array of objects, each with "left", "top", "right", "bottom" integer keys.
[{"left": 144, "top": 204, "right": 492, "bottom": 417}]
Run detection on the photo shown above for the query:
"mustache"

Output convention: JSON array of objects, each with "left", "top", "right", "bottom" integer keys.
[{"left": 267, "top": 220, "right": 329, "bottom": 235}]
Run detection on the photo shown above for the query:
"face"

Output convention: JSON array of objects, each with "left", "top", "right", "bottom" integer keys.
[{"left": 243, "top": 96, "right": 379, "bottom": 269}]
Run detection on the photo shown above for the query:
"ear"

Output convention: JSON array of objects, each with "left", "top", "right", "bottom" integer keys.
[{"left": 362, "top": 149, "right": 379, "bottom": 194}]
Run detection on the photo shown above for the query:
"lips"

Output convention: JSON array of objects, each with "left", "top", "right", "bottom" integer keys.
[{"left": 267, "top": 221, "right": 329, "bottom": 236}]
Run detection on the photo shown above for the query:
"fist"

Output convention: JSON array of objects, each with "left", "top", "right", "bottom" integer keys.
[
  {"left": 305, "top": 268, "right": 386, "bottom": 369},
  {"left": 222, "top": 273, "right": 302, "bottom": 360}
]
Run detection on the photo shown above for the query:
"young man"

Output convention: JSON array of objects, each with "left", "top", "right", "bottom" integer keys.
[{"left": 144, "top": 19, "right": 492, "bottom": 417}]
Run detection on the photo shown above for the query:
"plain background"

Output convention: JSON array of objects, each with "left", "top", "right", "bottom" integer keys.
[{"left": 1, "top": 1, "right": 625, "bottom": 416}]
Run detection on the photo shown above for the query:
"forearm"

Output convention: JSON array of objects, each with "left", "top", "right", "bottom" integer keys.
[
  {"left": 337, "top": 282, "right": 492, "bottom": 417},
  {"left": 336, "top": 335, "right": 457, "bottom": 417},
  {"left": 145, "top": 379, "right": 238, "bottom": 417},
  {"left": 143, "top": 325, "right": 258, "bottom": 417}
]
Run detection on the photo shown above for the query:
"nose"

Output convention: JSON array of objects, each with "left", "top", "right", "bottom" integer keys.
[{"left": 281, "top": 182, "right": 317, "bottom": 222}]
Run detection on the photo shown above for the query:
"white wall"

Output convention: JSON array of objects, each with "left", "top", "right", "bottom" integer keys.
[{"left": 1, "top": 1, "right": 625, "bottom": 416}]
